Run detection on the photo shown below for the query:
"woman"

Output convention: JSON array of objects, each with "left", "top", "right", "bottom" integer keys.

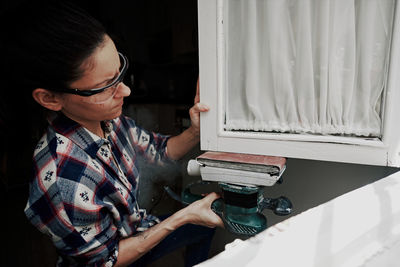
[{"left": 3, "top": 1, "right": 223, "bottom": 266}]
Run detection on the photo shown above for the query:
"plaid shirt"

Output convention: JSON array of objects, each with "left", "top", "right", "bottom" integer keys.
[{"left": 25, "top": 113, "right": 171, "bottom": 266}]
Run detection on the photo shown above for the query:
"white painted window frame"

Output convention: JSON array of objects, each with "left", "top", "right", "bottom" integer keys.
[{"left": 198, "top": 0, "right": 400, "bottom": 167}]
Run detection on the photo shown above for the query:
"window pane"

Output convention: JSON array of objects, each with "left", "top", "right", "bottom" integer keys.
[{"left": 224, "top": 0, "right": 395, "bottom": 138}]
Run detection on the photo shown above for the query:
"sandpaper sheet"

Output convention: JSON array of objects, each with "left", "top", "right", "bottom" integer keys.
[{"left": 197, "top": 152, "right": 286, "bottom": 175}]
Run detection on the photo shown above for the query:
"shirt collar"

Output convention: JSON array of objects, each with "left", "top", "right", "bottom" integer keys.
[{"left": 49, "top": 112, "right": 111, "bottom": 158}]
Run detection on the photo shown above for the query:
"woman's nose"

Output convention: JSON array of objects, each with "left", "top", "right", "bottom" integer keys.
[{"left": 115, "top": 82, "right": 131, "bottom": 98}]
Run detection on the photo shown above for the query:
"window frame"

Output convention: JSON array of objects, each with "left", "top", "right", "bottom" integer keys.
[{"left": 198, "top": 0, "right": 400, "bottom": 167}]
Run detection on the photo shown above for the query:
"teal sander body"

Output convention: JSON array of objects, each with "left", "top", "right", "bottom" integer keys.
[{"left": 167, "top": 152, "right": 293, "bottom": 236}]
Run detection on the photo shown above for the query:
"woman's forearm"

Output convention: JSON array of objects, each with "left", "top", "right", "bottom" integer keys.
[
  {"left": 166, "top": 126, "right": 199, "bottom": 160},
  {"left": 114, "top": 209, "right": 188, "bottom": 267},
  {"left": 166, "top": 101, "right": 209, "bottom": 160},
  {"left": 114, "top": 193, "right": 223, "bottom": 266}
]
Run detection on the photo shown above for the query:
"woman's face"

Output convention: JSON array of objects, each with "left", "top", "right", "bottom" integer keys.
[{"left": 59, "top": 35, "right": 131, "bottom": 127}]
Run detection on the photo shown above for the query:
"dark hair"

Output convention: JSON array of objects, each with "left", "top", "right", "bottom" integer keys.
[
  {"left": 3, "top": 0, "right": 107, "bottom": 91},
  {"left": 0, "top": 1, "right": 108, "bottom": 189}
]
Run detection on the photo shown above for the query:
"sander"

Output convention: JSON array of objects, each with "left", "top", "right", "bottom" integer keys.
[{"left": 165, "top": 151, "right": 293, "bottom": 236}]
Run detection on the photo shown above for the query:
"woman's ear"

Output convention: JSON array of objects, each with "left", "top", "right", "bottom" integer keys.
[{"left": 32, "top": 88, "right": 63, "bottom": 111}]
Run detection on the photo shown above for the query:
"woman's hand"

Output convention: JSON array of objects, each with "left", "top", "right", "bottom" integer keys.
[
  {"left": 183, "top": 192, "right": 224, "bottom": 228},
  {"left": 165, "top": 78, "right": 210, "bottom": 160},
  {"left": 189, "top": 78, "right": 209, "bottom": 136}
]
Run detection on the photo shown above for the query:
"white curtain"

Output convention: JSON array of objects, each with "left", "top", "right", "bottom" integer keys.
[{"left": 224, "top": 0, "right": 395, "bottom": 137}]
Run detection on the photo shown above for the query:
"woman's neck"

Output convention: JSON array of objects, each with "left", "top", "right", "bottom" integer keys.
[{"left": 60, "top": 111, "right": 105, "bottom": 138}]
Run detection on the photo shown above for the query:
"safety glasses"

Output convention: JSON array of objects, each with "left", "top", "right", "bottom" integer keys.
[{"left": 53, "top": 52, "right": 129, "bottom": 104}]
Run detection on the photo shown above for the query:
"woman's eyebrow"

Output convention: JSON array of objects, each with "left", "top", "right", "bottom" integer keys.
[
  {"left": 90, "top": 70, "right": 119, "bottom": 88},
  {"left": 98, "top": 73, "right": 119, "bottom": 87}
]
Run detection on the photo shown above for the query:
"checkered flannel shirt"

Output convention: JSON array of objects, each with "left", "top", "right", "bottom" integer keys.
[{"left": 24, "top": 113, "right": 172, "bottom": 266}]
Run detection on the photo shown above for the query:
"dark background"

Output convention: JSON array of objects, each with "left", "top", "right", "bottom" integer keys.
[{"left": 1, "top": 1, "right": 200, "bottom": 266}]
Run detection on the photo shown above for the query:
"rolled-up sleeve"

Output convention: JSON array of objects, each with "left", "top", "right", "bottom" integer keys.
[{"left": 25, "top": 175, "right": 120, "bottom": 266}]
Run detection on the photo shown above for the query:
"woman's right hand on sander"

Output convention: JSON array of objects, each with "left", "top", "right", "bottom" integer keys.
[{"left": 183, "top": 192, "right": 224, "bottom": 228}]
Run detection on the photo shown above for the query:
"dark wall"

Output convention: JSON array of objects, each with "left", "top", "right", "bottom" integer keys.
[{"left": 78, "top": 0, "right": 200, "bottom": 105}]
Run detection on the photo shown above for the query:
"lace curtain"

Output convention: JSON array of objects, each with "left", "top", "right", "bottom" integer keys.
[{"left": 224, "top": 0, "right": 395, "bottom": 137}]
